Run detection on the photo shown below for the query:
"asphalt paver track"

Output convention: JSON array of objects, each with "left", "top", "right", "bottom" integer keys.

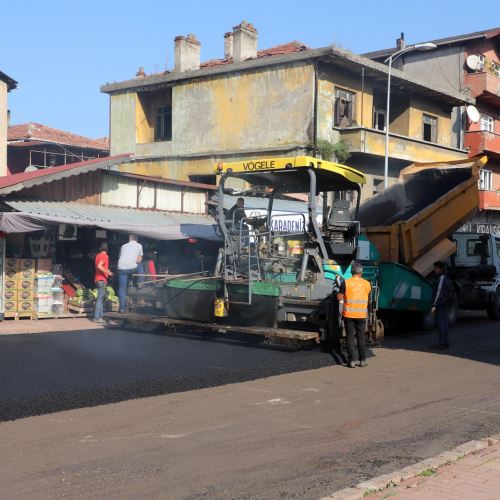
[{"left": 0, "top": 328, "right": 334, "bottom": 421}]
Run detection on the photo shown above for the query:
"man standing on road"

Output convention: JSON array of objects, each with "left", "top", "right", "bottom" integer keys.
[
  {"left": 337, "top": 262, "right": 372, "bottom": 368},
  {"left": 94, "top": 243, "right": 113, "bottom": 323},
  {"left": 117, "top": 234, "right": 143, "bottom": 313},
  {"left": 431, "top": 261, "right": 451, "bottom": 350}
]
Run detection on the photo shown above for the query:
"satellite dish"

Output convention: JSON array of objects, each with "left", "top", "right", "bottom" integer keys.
[
  {"left": 24, "top": 165, "right": 39, "bottom": 172},
  {"left": 466, "top": 105, "right": 480, "bottom": 123},
  {"left": 466, "top": 54, "right": 482, "bottom": 71}
]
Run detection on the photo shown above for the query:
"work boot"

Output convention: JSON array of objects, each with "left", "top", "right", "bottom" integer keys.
[
  {"left": 358, "top": 360, "right": 368, "bottom": 367},
  {"left": 348, "top": 361, "right": 356, "bottom": 369}
]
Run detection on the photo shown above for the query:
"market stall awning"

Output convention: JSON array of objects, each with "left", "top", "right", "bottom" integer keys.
[{"left": 1, "top": 201, "right": 220, "bottom": 241}]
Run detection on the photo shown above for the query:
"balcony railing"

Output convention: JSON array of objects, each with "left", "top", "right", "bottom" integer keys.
[
  {"left": 464, "top": 130, "right": 500, "bottom": 156},
  {"left": 465, "top": 56, "right": 500, "bottom": 101},
  {"left": 338, "top": 126, "right": 466, "bottom": 163},
  {"left": 479, "top": 190, "right": 500, "bottom": 211}
]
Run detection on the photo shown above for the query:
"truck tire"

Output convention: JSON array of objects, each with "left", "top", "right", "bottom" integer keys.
[
  {"left": 487, "top": 288, "right": 500, "bottom": 321},
  {"left": 447, "top": 293, "right": 459, "bottom": 327},
  {"left": 419, "top": 311, "right": 435, "bottom": 331}
]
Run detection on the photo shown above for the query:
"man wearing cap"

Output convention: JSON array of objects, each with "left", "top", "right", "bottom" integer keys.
[{"left": 337, "top": 262, "right": 372, "bottom": 368}]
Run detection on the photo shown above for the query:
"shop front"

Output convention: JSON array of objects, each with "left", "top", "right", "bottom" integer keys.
[{"left": 0, "top": 204, "right": 220, "bottom": 321}]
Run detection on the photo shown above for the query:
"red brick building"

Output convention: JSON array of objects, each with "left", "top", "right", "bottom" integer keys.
[{"left": 365, "top": 28, "right": 500, "bottom": 234}]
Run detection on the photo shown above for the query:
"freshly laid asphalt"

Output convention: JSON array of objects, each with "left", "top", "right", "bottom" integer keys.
[
  {"left": 0, "top": 313, "right": 499, "bottom": 499},
  {"left": 0, "top": 327, "right": 334, "bottom": 421}
]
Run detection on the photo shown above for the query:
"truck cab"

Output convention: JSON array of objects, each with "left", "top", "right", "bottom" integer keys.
[{"left": 449, "top": 232, "right": 500, "bottom": 320}]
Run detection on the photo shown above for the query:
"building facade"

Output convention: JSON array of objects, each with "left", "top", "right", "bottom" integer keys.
[
  {"left": 365, "top": 28, "right": 500, "bottom": 232},
  {"left": 101, "top": 22, "right": 472, "bottom": 201},
  {"left": 0, "top": 70, "right": 17, "bottom": 177}
]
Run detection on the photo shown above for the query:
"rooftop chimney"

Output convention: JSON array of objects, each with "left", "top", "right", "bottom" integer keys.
[
  {"left": 224, "top": 31, "right": 233, "bottom": 60},
  {"left": 232, "top": 21, "right": 257, "bottom": 63},
  {"left": 396, "top": 32, "right": 405, "bottom": 51},
  {"left": 174, "top": 33, "right": 201, "bottom": 72}
]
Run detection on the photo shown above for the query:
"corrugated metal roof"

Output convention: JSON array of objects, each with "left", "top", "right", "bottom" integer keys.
[
  {"left": 213, "top": 194, "right": 309, "bottom": 213},
  {"left": 4, "top": 200, "right": 214, "bottom": 226},
  {"left": 0, "top": 154, "right": 130, "bottom": 195}
]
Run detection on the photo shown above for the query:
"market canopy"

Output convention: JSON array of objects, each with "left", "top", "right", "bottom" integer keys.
[{"left": 0, "top": 201, "right": 220, "bottom": 241}]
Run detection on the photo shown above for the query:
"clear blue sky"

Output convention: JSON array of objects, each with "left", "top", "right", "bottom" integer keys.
[{"left": 2, "top": 0, "right": 498, "bottom": 139}]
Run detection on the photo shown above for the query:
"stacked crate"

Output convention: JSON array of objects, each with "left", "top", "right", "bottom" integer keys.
[
  {"left": 34, "top": 272, "right": 54, "bottom": 317},
  {"left": 3, "top": 258, "right": 35, "bottom": 318}
]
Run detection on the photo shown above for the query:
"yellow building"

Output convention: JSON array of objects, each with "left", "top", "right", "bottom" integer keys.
[{"left": 101, "top": 22, "right": 474, "bottom": 200}]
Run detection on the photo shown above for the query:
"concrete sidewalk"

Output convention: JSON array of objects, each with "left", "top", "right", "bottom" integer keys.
[
  {"left": 367, "top": 441, "right": 500, "bottom": 499},
  {"left": 0, "top": 317, "right": 105, "bottom": 335}
]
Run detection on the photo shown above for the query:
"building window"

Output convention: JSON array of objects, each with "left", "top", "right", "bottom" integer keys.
[
  {"left": 480, "top": 114, "right": 494, "bottom": 133},
  {"left": 155, "top": 106, "right": 172, "bottom": 141},
  {"left": 422, "top": 114, "right": 437, "bottom": 143},
  {"left": 373, "top": 108, "right": 386, "bottom": 131},
  {"left": 466, "top": 238, "right": 490, "bottom": 257},
  {"left": 334, "top": 89, "right": 356, "bottom": 128},
  {"left": 479, "top": 169, "right": 493, "bottom": 191}
]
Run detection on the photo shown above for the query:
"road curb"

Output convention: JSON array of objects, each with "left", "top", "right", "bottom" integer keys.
[{"left": 320, "top": 433, "right": 500, "bottom": 500}]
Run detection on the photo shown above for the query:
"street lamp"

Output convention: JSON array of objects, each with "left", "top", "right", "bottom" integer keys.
[{"left": 383, "top": 42, "right": 437, "bottom": 188}]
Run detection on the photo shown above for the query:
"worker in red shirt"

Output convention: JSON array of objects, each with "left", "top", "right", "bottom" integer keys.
[{"left": 94, "top": 243, "right": 113, "bottom": 323}]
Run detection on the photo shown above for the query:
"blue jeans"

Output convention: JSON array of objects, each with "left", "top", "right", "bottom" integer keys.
[
  {"left": 94, "top": 280, "right": 106, "bottom": 319},
  {"left": 436, "top": 304, "right": 449, "bottom": 345},
  {"left": 117, "top": 267, "right": 137, "bottom": 312}
]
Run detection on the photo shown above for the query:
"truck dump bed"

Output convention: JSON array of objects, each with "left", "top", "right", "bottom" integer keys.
[{"left": 360, "top": 157, "right": 486, "bottom": 275}]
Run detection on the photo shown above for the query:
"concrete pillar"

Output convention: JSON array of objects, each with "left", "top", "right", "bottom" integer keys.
[
  {"left": 0, "top": 81, "right": 7, "bottom": 177},
  {"left": 224, "top": 32, "right": 233, "bottom": 60},
  {"left": 174, "top": 34, "right": 201, "bottom": 72},
  {"left": 232, "top": 21, "right": 257, "bottom": 63}
]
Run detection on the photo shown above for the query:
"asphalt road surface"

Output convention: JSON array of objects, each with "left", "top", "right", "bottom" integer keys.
[
  {"left": 0, "top": 325, "right": 334, "bottom": 421},
  {"left": 0, "top": 313, "right": 499, "bottom": 499}
]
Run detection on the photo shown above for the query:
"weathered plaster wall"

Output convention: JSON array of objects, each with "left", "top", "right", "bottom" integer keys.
[
  {"left": 408, "top": 96, "right": 452, "bottom": 146},
  {"left": 316, "top": 64, "right": 374, "bottom": 142},
  {"left": 117, "top": 146, "right": 309, "bottom": 180},
  {"left": 110, "top": 62, "right": 314, "bottom": 164},
  {"left": 110, "top": 92, "right": 137, "bottom": 155},
  {"left": 172, "top": 62, "right": 314, "bottom": 154},
  {"left": 0, "top": 81, "right": 7, "bottom": 177}
]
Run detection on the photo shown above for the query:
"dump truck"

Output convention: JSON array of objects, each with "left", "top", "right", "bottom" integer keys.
[
  {"left": 358, "top": 156, "right": 490, "bottom": 330},
  {"left": 107, "top": 155, "right": 488, "bottom": 344}
]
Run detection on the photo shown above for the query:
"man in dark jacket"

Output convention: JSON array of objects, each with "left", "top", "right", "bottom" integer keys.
[{"left": 431, "top": 261, "right": 451, "bottom": 350}]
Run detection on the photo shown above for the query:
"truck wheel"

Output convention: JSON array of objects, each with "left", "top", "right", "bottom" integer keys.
[
  {"left": 487, "top": 288, "right": 500, "bottom": 321},
  {"left": 128, "top": 320, "right": 163, "bottom": 333},
  {"left": 375, "top": 319, "right": 385, "bottom": 341},
  {"left": 420, "top": 311, "right": 436, "bottom": 331},
  {"left": 447, "top": 293, "right": 459, "bottom": 327}
]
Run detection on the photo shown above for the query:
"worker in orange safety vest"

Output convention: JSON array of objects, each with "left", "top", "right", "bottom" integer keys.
[{"left": 337, "top": 261, "right": 372, "bottom": 368}]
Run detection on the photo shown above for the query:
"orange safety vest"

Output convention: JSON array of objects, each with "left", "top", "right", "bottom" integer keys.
[{"left": 342, "top": 276, "right": 371, "bottom": 319}]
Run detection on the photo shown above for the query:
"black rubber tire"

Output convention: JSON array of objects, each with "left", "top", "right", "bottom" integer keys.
[
  {"left": 128, "top": 320, "right": 163, "bottom": 333},
  {"left": 420, "top": 311, "right": 436, "bottom": 331},
  {"left": 486, "top": 288, "right": 500, "bottom": 321},
  {"left": 447, "top": 293, "right": 459, "bottom": 327}
]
